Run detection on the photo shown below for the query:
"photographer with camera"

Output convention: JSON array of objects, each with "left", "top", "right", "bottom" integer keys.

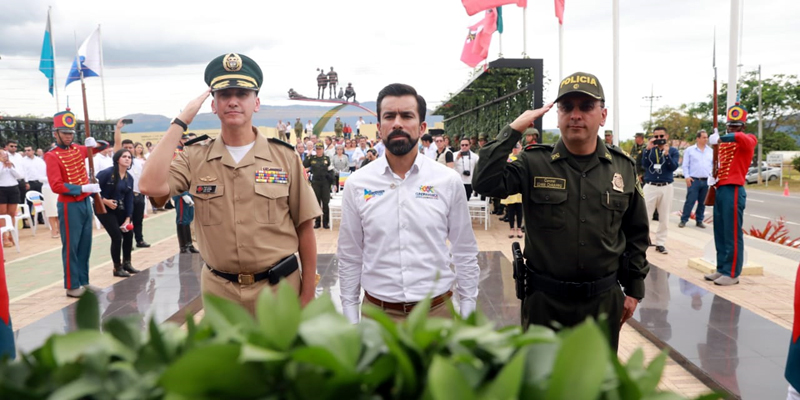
[
  {"left": 454, "top": 138, "right": 479, "bottom": 201},
  {"left": 642, "top": 127, "right": 679, "bottom": 254}
]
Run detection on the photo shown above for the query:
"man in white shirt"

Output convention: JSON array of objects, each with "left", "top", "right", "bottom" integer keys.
[
  {"left": 5, "top": 140, "right": 26, "bottom": 204},
  {"left": 351, "top": 137, "right": 368, "bottom": 168},
  {"left": 453, "top": 138, "right": 479, "bottom": 200},
  {"left": 679, "top": 129, "right": 713, "bottom": 229},
  {"left": 337, "top": 83, "right": 479, "bottom": 323},
  {"left": 21, "top": 145, "right": 48, "bottom": 224},
  {"left": 373, "top": 133, "right": 385, "bottom": 158},
  {"left": 305, "top": 120, "right": 314, "bottom": 135},
  {"left": 355, "top": 116, "right": 365, "bottom": 135}
]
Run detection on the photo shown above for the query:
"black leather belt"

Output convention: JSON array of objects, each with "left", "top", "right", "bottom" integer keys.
[
  {"left": 690, "top": 177, "right": 707, "bottom": 180},
  {"left": 528, "top": 270, "right": 618, "bottom": 299},
  {"left": 645, "top": 182, "right": 671, "bottom": 187},
  {"left": 207, "top": 254, "right": 298, "bottom": 285}
]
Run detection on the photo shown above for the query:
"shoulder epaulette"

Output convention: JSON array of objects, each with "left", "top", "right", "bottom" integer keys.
[
  {"left": 184, "top": 135, "right": 211, "bottom": 146},
  {"left": 268, "top": 138, "right": 295, "bottom": 151},
  {"left": 605, "top": 144, "right": 635, "bottom": 164},
  {"left": 523, "top": 143, "right": 553, "bottom": 152}
]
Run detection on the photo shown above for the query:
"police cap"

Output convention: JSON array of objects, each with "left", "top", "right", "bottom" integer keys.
[{"left": 555, "top": 71, "right": 605, "bottom": 102}]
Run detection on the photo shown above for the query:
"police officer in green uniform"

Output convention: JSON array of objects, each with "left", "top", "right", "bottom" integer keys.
[
  {"left": 472, "top": 72, "right": 650, "bottom": 350},
  {"left": 334, "top": 117, "right": 344, "bottom": 138},
  {"left": 304, "top": 142, "right": 333, "bottom": 228},
  {"left": 293, "top": 118, "right": 303, "bottom": 141},
  {"left": 630, "top": 133, "right": 646, "bottom": 183}
]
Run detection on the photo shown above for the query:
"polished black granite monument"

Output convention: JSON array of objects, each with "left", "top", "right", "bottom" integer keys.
[{"left": 13, "top": 252, "right": 792, "bottom": 399}]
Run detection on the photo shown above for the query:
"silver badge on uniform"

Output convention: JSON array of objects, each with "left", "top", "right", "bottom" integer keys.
[{"left": 612, "top": 173, "right": 624, "bottom": 192}]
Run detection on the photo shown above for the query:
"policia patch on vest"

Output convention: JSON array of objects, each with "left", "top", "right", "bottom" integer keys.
[{"left": 533, "top": 177, "right": 567, "bottom": 190}]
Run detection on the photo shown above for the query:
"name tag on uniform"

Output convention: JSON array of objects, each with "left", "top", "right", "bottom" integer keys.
[
  {"left": 533, "top": 177, "right": 567, "bottom": 190},
  {"left": 256, "top": 167, "right": 288, "bottom": 184},
  {"left": 196, "top": 185, "right": 216, "bottom": 194}
]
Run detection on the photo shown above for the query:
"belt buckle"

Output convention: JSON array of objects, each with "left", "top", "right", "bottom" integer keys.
[
  {"left": 238, "top": 273, "right": 255, "bottom": 285},
  {"left": 403, "top": 302, "right": 415, "bottom": 314}
]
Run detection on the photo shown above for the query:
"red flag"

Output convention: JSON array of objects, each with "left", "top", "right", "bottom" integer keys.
[
  {"left": 461, "top": 9, "right": 498, "bottom": 67},
  {"left": 554, "top": 0, "right": 565, "bottom": 24},
  {"left": 462, "top": 0, "right": 527, "bottom": 16}
]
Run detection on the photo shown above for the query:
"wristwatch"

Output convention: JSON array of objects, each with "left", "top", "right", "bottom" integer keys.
[{"left": 171, "top": 117, "right": 188, "bottom": 131}]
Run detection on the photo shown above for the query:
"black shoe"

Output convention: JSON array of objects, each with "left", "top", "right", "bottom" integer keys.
[
  {"left": 655, "top": 245, "right": 669, "bottom": 254},
  {"left": 323, "top": 224, "right": 330, "bottom": 229},
  {"left": 180, "top": 246, "right": 190, "bottom": 254},
  {"left": 113, "top": 263, "right": 131, "bottom": 278},
  {"left": 314, "top": 222, "right": 321, "bottom": 229},
  {"left": 136, "top": 241, "right": 151, "bottom": 248},
  {"left": 186, "top": 245, "right": 200, "bottom": 254},
  {"left": 122, "top": 261, "right": 140, "bottom": 274},
  {"left": 696, "top": 222, "right": 707, "bottom": 229},
  {"left": 678, "top": 221, "right": 686, "bottom": 228}
]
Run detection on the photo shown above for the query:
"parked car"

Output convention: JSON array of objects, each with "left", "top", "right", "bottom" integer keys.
[
  {"left": 674, "top": 166, "right": 683, "bottom": 178},
  {"left": 745, "top": 167, "right": 780, "bottom": 184}
]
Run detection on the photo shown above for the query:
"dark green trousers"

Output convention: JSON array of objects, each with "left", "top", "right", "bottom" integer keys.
[
  {"left": 312, "top": 182, "right": 330, "bottom": 225},
  {"left": 522, "top": 285, "right": 625, "bottom": 351}
]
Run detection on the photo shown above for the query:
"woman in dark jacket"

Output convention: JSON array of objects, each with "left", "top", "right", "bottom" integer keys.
[{"left": 96, "top": 149, "right": 139, "bottom": 277}]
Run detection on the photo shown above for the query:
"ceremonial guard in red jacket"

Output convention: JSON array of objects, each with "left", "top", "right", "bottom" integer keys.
[
  {"left": 44, "top": 109, "right": 102, "bottom": 297},
  {"left": 704, "top": 103, "right": 757, "bottom": 286}
]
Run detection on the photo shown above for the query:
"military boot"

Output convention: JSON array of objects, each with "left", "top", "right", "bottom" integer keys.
[
  {"left": 177, "top": 225, "right": 188, "bottom": 253},
  {"left": 182, "top": 225, "right": 199, "bottom": 253},
  {"left": 122, "top": 260, "right": 140, "bottom": 274}
]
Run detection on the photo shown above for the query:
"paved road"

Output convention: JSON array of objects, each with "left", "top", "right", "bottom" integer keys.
[{"left": 670, "top": 180, "right": 800, "bottom": 238}]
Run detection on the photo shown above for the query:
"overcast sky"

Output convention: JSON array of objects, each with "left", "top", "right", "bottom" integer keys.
[{"left": 1, "top": 0, "right": 798, "bottom": 140}]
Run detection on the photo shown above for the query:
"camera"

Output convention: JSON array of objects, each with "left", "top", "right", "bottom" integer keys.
[
  {"left": 462, "top": 170, "right": 471, "bottom": 177},
  {"left": 461, "top": 150, "right": 470, "bottom": 156},
  {"left": 653, "top": 139, "right": 667, "bottom": 146}
]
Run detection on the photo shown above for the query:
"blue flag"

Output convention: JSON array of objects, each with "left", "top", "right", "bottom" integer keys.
[
  {"left": 65, "top": 28, "right": 102, "bottom": 88},
  {"left": 39, "top": 11, "right": 55, "bottom": 95},
  {"left": 497, "top": 7, "right": 504, "bottom": 34}
]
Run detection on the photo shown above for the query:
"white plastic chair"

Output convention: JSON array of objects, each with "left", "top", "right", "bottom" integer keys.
[
  {"left": 25, "top": 190, "right": 49, "bottom": 230},
  {"left": 15, "top": 203, "right": 36, "bottom": 236},
  {"left": 467, "top": 197, "right": 490, "bottom": 230},
  {"left": 0, "top": 215, "right": 20, "bottom": 253},
  {"left": 328, "top": 197, "right": 343, "bottom": 231}
]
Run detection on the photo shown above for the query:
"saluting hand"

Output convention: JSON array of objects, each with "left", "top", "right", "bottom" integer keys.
[
  {"left": 509, "top": 103, "right": 554, "bottom": 132},
  {"left": 178, "top": 89, "right": 212, "bottom": 126}
]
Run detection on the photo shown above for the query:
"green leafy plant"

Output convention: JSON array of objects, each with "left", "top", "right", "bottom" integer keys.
[{"left": 0, "top": 284, "right": 721, "bottom": 399}]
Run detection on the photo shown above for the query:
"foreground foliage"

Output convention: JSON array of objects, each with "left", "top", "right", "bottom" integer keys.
[{"left": 0, "top": 284, "right": 721, "bottom": 399}]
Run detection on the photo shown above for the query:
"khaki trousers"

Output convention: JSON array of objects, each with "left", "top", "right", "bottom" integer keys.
[
  {"left": 201, "top": 266, "right": 301, "bottom": 315},
  {"left": 644, "top": 183, "right": 674, "bottom": 246}
]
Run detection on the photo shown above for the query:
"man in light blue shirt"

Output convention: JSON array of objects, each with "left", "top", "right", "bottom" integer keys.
[{"left": 679, "top": 130, "right": 713, "bottom": 228}]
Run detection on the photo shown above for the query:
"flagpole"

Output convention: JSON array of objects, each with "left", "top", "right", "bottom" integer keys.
[
  {"left": 98, "top": 24, "right": 107, "bottom": 120},
  {"left": 74, "top": 31, "right": 106, "bottom": 214},
  {"left": 558, "top": 24, "right": 563, "bottom": 80},
  {"left": 612, "top": 0, "right": 620, "bottom": 146},
  {"left": 727, "top": 0, "right": 739, "bottom": 108},
  {"left": 499, "top": 31, "right": 503, "bottom": 58},
  {"left": 522, "top": 7, "right": 527, "bottom": 57},
  {"left": 49, "top": 7, "right": 60, "bottom": 112}
]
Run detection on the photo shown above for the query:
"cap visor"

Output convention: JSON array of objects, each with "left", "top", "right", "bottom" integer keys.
[{"left": 210, "top": 79, "right": 259, "bottom": 92}]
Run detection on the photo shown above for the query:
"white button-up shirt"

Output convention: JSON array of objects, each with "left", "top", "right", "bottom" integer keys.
[
  {"left": 337, "top": 153, "right": 479, "bottom": 324},
  {"left": 681, "top": 144, "right": 713, "bottom": 179},
  {"left": 130, "top": 158, "right": 144, "bottom": 193},
  {"left": 20, "top": 156, "right": 48, "bottom": 182}
]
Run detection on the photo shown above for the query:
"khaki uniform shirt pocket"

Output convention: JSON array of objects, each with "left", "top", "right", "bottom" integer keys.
[
  {"left": 254, "top": 184, "right": 290, "bottom": 224},
  {"left": 193, "top": 185, "right": 225, "bottom": 226}
]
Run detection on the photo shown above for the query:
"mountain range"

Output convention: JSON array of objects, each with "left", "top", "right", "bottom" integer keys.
[{"left": 122, "top": 101, "right": 444, "bottom": 133}]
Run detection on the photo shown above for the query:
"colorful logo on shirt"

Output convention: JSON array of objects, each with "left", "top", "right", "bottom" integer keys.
[
  {"left": 415, "top": 185, "right": 438, "bottom": 200},
  {"left": 364, "top": 189, "right": 385, "bottom": 202}
]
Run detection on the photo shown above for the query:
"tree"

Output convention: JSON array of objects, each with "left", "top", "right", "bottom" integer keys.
[
  {"left": 642, "top": 103, "right": 712, "bottom": 143},
  {"left": 703, "top": 71, "right": 800, "bottom": 153}
]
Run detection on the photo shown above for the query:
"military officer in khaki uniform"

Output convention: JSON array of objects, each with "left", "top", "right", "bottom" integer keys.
[
  {"left": 334, "top": 117, "right": 344, "bottom": 138},
  {"left": 472, "top": 72, "right": 650, "bottom": 351},
  {"left": 304, "top": 142, "right": 333, "bottom": 229},
  {"left": 140, "top": 53, "right": 322, "bottom": 312}
]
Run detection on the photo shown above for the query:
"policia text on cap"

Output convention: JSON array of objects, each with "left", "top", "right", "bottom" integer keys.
[{"left": 472, "top": 72, "right": 650, "bottom": 351}]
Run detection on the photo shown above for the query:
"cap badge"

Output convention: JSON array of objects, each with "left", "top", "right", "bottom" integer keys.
[
  {"left": 223, "top": 53, "right": 243, "bottom": 72},
  {"left": 573, "top": 83, "right": 579, "bottom": 89}
]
